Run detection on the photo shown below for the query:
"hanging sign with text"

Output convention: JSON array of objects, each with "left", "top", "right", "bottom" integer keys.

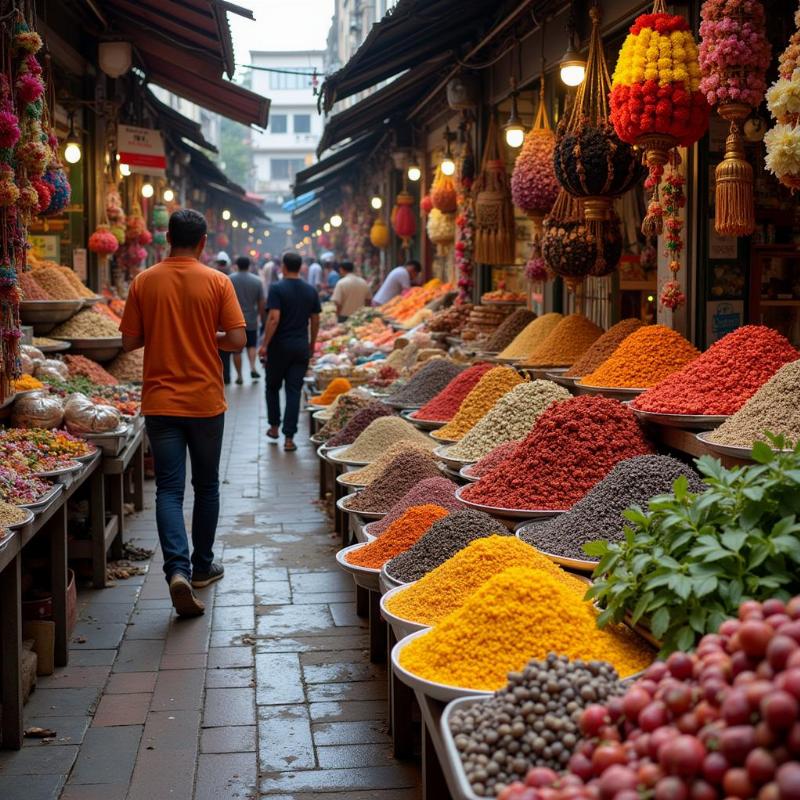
[{"left": 118, "top": 124, "right": 166, "bottom": 176}]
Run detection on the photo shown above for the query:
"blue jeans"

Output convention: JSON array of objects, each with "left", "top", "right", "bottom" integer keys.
[
  {"left": 266, "top": 341, "right": 309, "bottom": 437},
  {"left": 145, "top": 414, "right": 225, "bottom": 581}
]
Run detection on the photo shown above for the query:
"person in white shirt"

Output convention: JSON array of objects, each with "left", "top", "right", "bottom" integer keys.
[
  {"left": 332, "top": 261, "right": 372, "bottom": 322},
  {"left": 306, "top": 257, "right": 323, "bottom": 293},
  {"left": 372, "top": 260, "right": 422, "bottom": 306}
]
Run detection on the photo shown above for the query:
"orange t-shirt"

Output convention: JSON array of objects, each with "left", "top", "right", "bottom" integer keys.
[{"left": 119, "top": 257, "right": 245, "bottom": 417}]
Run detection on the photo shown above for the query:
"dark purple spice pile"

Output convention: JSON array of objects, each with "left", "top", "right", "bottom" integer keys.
[
  {"left": 386, "top": 359, "right": 464, "bottom": 407},
  {"left": 325, "top": 401, "right": 394, "bottom": 447}
]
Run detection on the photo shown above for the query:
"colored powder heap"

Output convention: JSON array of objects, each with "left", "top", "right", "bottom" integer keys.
[
  {"left": 339, "top": 417, "right": 435, "bottom": 462},
  {"left": 385, "top": 535, "right": 587, "bottom": 626},
  {"left": 519, "top": 314, "right": 605, "bottom": 368},
  {"left": 312, "top": 377, "right": 352, "bottom": 405},
  {"left": 339, "top": 442, "right": 435, "bottom": 487},
  {"left": 368, "top": 477, "right": 462, "bottom": 536},
  {"left": 446, "top": 380, "right": 571, "bottom": 462},
  {"left": 580, "top": 324, "right": 699, "bottom": 388},
  {"left": 565, "top": 318, "right": 645, "bottom": 378},
  {"left": 498, "top": 312, "right": 563, "bottom": 360},
  {"left": 317, "top": 393, "right": 372, "bottom": 439},
  {"left": 325, "top": 401, "right": 394, "bottom": 447},
  {"left": 633, "top": 325, "right": 799, "bottom": 416},
  {"left": 344, "top": 504, "right": 448, "bottom": 568},
  {"left": 707, "top": 360, "right": 800, "bottom": 447},
  {"left": 462, "top": 396, "right": 653, "bottom": 510},
  {"left": 432, "top": 366, "right": 523, "bottom": 442},
  {"left": 484, "top": 309, "right": 537, "bottom": 352},
  {"left": 385, "top": 509, "right": 510, "bottom": 583},
  {"left": 65, "top": 354, "right": 118, "bottom": 386},
  {"left": 398, "top": 567, "right": 653, "bottom": 689},
  {"left": 463, "top": 440, "right": 519, "bottom": 479},
  {"left": 343, "top": 450, "right": 443, "bottom": 513},
  {"left": 19, "top": 270, "right": 52, "bottom": 301},
  {"left": 519, "top": 455, "right": 705, "bottom": 562},
  {"left": 384, "top": 358, "right": 464, "bottom": 407},
  {"left": 412, "top": 362, "right": 493, "bottom": 422}
]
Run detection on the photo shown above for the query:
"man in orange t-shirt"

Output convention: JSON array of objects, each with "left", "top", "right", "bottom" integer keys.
[{"left": 120, "top": 209, "right": 246, "bottom": 617}]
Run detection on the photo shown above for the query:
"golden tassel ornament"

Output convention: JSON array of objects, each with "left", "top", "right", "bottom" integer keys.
[{"left": 715, "top": 102, "right": 754, "bottom": 237}]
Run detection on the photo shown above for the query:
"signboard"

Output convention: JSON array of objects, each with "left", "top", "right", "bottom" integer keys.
[
  {"left": 29, "top": 234, "right": 60, "bottom": 261},
  {"left": 73, "top": 248, "right": 87, "bottom": 283},
  {"left": 118, "top": 124, "right": 166, "bottom": 176},
  {"left": 706, "top": 300, "right": 744, "bottom": 343}
]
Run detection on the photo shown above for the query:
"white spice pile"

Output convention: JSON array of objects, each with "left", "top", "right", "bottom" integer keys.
[{"left": 339, "top": 417, "right": 436, "bottom": 462}]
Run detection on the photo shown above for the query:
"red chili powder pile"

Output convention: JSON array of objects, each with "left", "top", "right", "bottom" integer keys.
[
  {"left": 633, "top": 325, "right": 799, "bottom": 416},
  {"left": 462, "top": 396, "right": 653, "bottom": 510},
  {"left": 412, "top": 362, "right": 493, "bottom": 422},
  {"left": 463, "top": 440, "right": 520, "bottom": 479}
]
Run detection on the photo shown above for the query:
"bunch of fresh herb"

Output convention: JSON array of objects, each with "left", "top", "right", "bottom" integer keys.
[{"left": 586, "top": 434, "right": 800, "bottom": 655}]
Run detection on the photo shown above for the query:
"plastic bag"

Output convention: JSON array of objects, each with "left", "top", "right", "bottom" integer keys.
[
  {"left": 21, "top": 344, "right": 44, "bottom": 361},
  {"left": 64, "top": 393, "right": 121, "bottom": 434},
  {"left": 11, "top": 391, "right": 65, "bottom": 429},
  {"left": 34, "top": 358, "right": 69, "bottom": 382},
  {"left": 19, "top": 352, "right": 33, "bottom": 374}
]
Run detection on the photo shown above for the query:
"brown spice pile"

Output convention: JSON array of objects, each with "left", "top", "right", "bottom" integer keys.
[
  {"left": 565, "top": 318, "right": 644, "bottom": 378},
  {"left": 519, "top": 314, "right": 605, "bottom": 368}
]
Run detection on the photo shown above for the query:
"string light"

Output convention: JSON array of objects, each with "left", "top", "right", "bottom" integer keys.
[
  {"left": 63, "top": 112, "right": 81, "bottom": 164},
  {"left": 119, "top": 163, "right": 131, "bottom": 176},
  {"left": 222, "top": 210, "right": 231, "bottom": 220},
  {"left": 407, "top": 164, "right": 421, "bottom": 182},
  {"left": 163, "top": 188, "right": 175, "bottom": 202},
  {"left": 330, "top": 214, "right": 343, "bottom": 228},
  {"left": 323, "top": 222, "right": 331, "bottom": 232},
  {"left": 232, "top": 221, "right": 239, "bottom": 228},
  {"left": 141, "top": 182, "right": 154, "bottom": 198},
  {"left": 370, "top": 196, "right": 383, "bottom": 210}
]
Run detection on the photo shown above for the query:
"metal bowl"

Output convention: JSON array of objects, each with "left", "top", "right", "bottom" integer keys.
[
  {"left": 53, "top": 336, "right": 123, "bottom": 363},
  {"left": 380, "top": 583, "right": 428, "bottom": 641},
  {"left": 20, "top": 299, "right": 84, "bottom": 335},
  {"left": 335, "top": 543, "right": 381, "bottom": 591},
  {"left": 454, "top": 485, "right": 567, "bottom": 521},
  {"left": 514, "top": 519, "right": 598, "bottom": 574}
]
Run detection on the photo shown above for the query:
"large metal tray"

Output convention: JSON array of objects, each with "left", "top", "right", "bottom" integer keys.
[
  {"left": 335, "top": 543, "right": 381, "bottom": 591},
  {"left": 53, "top": 336, "right": 123, "bottom": 363},
  {"left": 380, "top": 583, "right": 428, "bottom": 641},
  {"left": 454, "top": 485, "right": 567, "bottom": 521},
  {"left": 81, "top": 424, "right": 131, "bottom": 456},
  {"left": 627, "top": 403, "right": 728, "bottom": 431},
  {"left": 19, "top": 483, "right": 63, "bottom": 512}
]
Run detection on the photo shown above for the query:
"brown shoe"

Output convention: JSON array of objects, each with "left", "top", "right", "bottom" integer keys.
[{"left": 169, "top": 574, "right": 205, "bottom": 617}]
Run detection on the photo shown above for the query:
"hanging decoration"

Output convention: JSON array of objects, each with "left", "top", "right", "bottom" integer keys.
[
  {"left": 455, "top": 119, "right": 476, "bottom": 300},
  {"left": 473, "top": 116, "right": 515, "bottom": 265},
  {"left": 369, "top": 217, "right": 390, "bottom": 249},
  {"left": 420, "top": 194, "right": 433, "bottom": 216},
  {"left": 611, "top": 0, "right": 709, "bottom": 234},
  {"left": 426, "top": 208, "right": 455, "bottom": 257},
  {"left": 458, "top": 127, "right": 476, "bottom": 191},
  {"left": 390, "top": 184, "right": 417, "bottom": 249},
  {"left": 698, "top": 0, "right": 771, "bottom": 236},
  {"left": 152, "top": 204, "right": 168, "bottom": 247},
  {"left": 764, "top": 3, "right": 800, "bottom": 190},
  {"left": 88, "top": 224, "right": 120, "bottom": 256},
  {"left": 106, "top": 188, "right": 126, "bottom": 243},
  {"left": 430, "top": 163, "right": 458, "bottom": 213}
]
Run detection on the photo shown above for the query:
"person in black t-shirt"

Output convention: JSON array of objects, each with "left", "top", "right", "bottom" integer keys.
[{"left": 259, "top": 251, "right": 321, "bottom": 451}]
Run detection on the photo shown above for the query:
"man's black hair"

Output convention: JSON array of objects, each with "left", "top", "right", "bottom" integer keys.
[
  {"left": 405, "top": 259, "right": 422, "bottom": 273},
  {"left": 168, "top": 209, "right": 207, "bottom": 249},
  {"left": 236, "top": 256, "right": 251, "bottom": 271},
  {"left": 283, "top": 251, "right": 302, "bottom": 273},
  {"left": 339, "top": 261, "right": 355, "bottom": 273}
]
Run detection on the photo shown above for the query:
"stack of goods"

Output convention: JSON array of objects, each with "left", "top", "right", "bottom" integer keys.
[
  {"left": 0, "top": 466, "right": 50, "bottom": 505},
  {"left": 483, "top": 309, "right": 537, "bottom": 353},
  {"left": 379, "top": 279, "right": 451, "bottom": 321},
  {"left": 339, "top": 441, "right": 435, "bottom": 487},
  {"left": 385, "top": 509, "right": 510, "bottom": 583},
  {"left": 384, "top": 359, "right": 463, "bottom": 407},
  {"left": 311, "top": 377, "right": 352, "bottom": 405},
  {"left": 342, "top": 450, "right": 443, "bottom": 513},
  {"left": 0, "top": 428, "right": 92, "bottom": 472},
  {"left": 398, "top": 567, "right": 652, "bottom": 688},
  {"left": 412, "top": 362, "right": 493, "bottom": 423},
  {"left": 446, "top": 381, "right": 571, "bottom": 462},
  {"left": 482, "top": 289, "right": 526, "bottom": 303},
  {"left": 18, "top": 271, "right": 52, "bottom": 301},
  {"left": 498, "top": 313, "right": 563, "bottom": 361},
  {"left": 633, "top": 325, "right": 798, "bottom": 415},
  {"left": 107, "top": 350, "right": 144, "bottom": 383},
  {"left": 65, "top": 355, "right": 118, "bottom": 386},
  {"left": 316, "top": 393, "right": 373, "bottom": 439},
  {"left": 337, "top": 417, "right": 435, "bottom": 462},
  {"left": 519, "top": 455, "right": 705, "bottom": 563},
  {"left": 0, "top": 499, "right": 31, "bottom": 527},
  {"left": 64, "top": 393, "right": 122, "bottom": 434},
  {"left": 28, "top": 263, "right": 82, "bottom": 300},
  {"left": 519, "top": 315, "right": 605, "bottom": 368},
  {"left": 51, "top": 310, "right": 121, "bottom": 338},
  {"left": 579, "top": 325, "right": 699, "bottom": 388},
  {"left": 463, "top": 440, "right": 520, "bottom": 480},
  {"left": 462, "top": 304, "right": 516, "bottom": 343},
  {"left": 385, "top": 535, "right": 586, "bottom": 626},
  {"left": 564, "top": 318, "right": 645, "bottom": 378},
  {"left": 426, "top": 303, "right": 473, "bottom": 335},
  {"left": 463, "top": 396, "right": 652, "bottom": 510},
  {"left": 367, "top": 476, "right": 463, "bottom": 536},
  {"left": 344, "top": 505, "right": 449, "bottom": 568},
  {"left": 706, "top": 360, "right": 800, "bottom": 448},
  {"left": 433, "top": 366, "right": 523, "bottom": 442},
  {"left": 325, "top": 401, "right": 394, "bottom": 447}
]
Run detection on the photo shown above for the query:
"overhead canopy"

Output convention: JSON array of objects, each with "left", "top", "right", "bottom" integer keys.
[
  {"left": 144, "top": 89, "right": 218, "bottom": 153},
  {"left": 293, "top": 133, "right": 383, "bottom": 197}
]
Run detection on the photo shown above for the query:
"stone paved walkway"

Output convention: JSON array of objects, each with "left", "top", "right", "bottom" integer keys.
[{"left": 0, "top": 380, "right": 421, "bottom": 799}]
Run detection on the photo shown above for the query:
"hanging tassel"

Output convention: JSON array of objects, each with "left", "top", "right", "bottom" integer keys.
[{"left": 715, "top": 123, "right": 754, "bottom": 236}]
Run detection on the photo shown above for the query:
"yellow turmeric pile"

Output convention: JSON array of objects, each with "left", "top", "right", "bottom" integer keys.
[
  {"left": 385, "top": 535, "right": 587, "bottom": 626},
  {"left": 398, "top": 567, "right": 653, "bottom": 690},
  {"left": 431, "top": 366, "right": 523, "bottom": 442},
  {"left": 312, "top": 377, "right": 353, "bottom": 405},
  {"left": 580, "top": 324, "right": 699, "bottom": 389},
  {"left": 498, "top": 313, "right": 563, "bottom": 360},
  {"left": 519, "top": 314, "right": 605, "bottom": 368}
]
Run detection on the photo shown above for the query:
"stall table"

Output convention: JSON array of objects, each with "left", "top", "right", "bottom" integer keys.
[{"left": 102, "top": 426, "right": 145, "bottom": 545}]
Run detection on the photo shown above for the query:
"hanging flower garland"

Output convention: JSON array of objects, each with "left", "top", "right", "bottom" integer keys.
[
  {"left": 455, "top": 128, "right": 476, "bottom": 300},
  {"left": 88, "top": 224, "right": 120, "bottom": 256},
  {"left": 657, "top": 155, "right": 688, "bottom": 310}
]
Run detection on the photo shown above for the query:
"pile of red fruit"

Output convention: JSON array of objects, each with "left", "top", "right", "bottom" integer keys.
[{"left": 500, "top": 596, "right": 800, "bottom": 800}]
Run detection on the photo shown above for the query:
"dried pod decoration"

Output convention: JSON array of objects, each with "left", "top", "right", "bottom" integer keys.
[
  {"left": 659, "top": 154, "right": 688, "bottom": 310},
  {"left": 455, "top": 120, "right": 476, "bottom": 299}
]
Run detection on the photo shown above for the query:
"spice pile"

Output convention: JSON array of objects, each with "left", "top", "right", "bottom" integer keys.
[
  {"left": 580, "top": 325, "right": 699, "bottom": 388},
  {"left": 1, "top": 427, "right": 93, "bottom": 461},
  {"left": 433, "top": 366, "right": 523, "bottom": 442},
  {"left": 520, "top": 455, "right": 704, "bottom": 562},
  {"left": 367, "top": 476, "right": 462, "bottom": 536},
  {"left": 449, "top": 655, "right": 622, "bottom": 797},
  {"left": 344, "top": 505, "right": 449, "bottom": 568},
  {"left": 498, "top": 313, "right": 563, "bottom": 361},
  {"left": 339, "top": 441, "right": 434, "bottom": 487},
  {"left": 519, "top": 315, "right": 605, "bottom": 368},
  {"left": 385, "top": 535, "right": 586, "bottom": 626},
  {"left": 51, "top": 310, "right": 122, "bottom": 339},
  {"left": 707, "top": 359, "right": 800, "bottom": 447},
  {"left": 19, "top": 270, "right": 52, "bottom": 301},
  {"left": 564, "top": 318, "right": 644, "bottom": 378},
  {"left": 463, "top": 396, "right": 652, "bottom": 510},
  {"left": 338, "top": 417, "right": 435, "bottom": 462},
  {"left": 426, "top": 303, "right": 472, "bottom": 334},
  {"left": 399, "top": 567, "right": 652, "bottom": 689},
  {"left": 0, "top": 499, "right": 30, "bottom": 527},
  {"left": 107, "top": 350, "right": 144, "bottom": 383},
  {"left": 412, "top": 362, "right": 493, "bottom": 422},
  {"left": 312, "top": 377, "right": 352, "bottom": 405},
  {"left": 483, "top": 309, "right": 537, "bottom": 353},
  {"left": 343, "top": 449, "right": 442, "bottom": 513},
  {"left": 447, "top": 381, "right": 571, "bottom": 462},
  {"left": 29, "top": 264, "right": 81, "bottom": 300},
  {"left": 0, "top": 466, "right": 50, "bottom": 505},
  {"left": 385, "top": 509, "right": 509, "bottom": 583},
  {"left": 36, "top": 263, "right": 95, "bottom": 298},
  {"left": 633, "top": 325, "right": 799, "bottom": 415},
  {"left": 385, "top": 358, "right": 463, "bottom": 407},
  {"left": 463, "top": 441, "right": 520, "bottom": 480},
  {"left": 325, "top": 401, "right": 394, "bottom": 447},
  {"left": 317, "top": 393, "right": 372, "bottom": 440},
  {"left": 65, "top": 355, "right": 118, "bottom": 386},
  {"left": 14, "top": 375, "right": 43, "bottom": 391}
]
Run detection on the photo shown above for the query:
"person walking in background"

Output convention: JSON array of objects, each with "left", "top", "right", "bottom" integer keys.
[
  {"left": 259, "top": 251, "right": 321, "bottom": 452},
  {"left": 213, "top": 250, "right": 231, "bottom": 275},
  {"left": 332, "top": 261, "right": 371, "bottom": 322},
  {"left": 229, "top": 256, "right": 265, "bottom": 385},
  {"left": 119, "top": 209, "right": 246, "bottom": 617},
  {"left": 322, "top": 256, "right": 339, "bottom": 301},
  {"left": 372, "top": 259, "right": 423, "bottom": 306},
  {"left": 306, "top": 256, "right": 323, "bottom": 295}
]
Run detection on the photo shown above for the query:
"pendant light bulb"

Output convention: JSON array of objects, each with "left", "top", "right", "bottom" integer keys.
[
  {"left": 222, "top": 209, "right": 231, "bottom": 221},
  {"left": 323, "top": 222, "right": 331, "bottom": 232},
  {"left": 560, "top": 53, "right": 586, "bottom": 87},
  {"left": 370, "top": 196, "right": 383, "bottom": 210},
  {"left": 141, "top": 182, "right": 154, "bottom": 198},
  {"left": 63, "top": 112, "right": 82, "bottom": 164},
  {"left": 440, "top": 158, "right": 456, "bottom": 176},
  {"left": 407, "top": 164, "right": 421, "bottom": 182},
  {"left": 119, "top": 163, "right": 131, "bottom": 176},
  {"left": 163, "top": 188, "right": 175, "bottom": 203},
  {"left": 330, "top": 214, "right": 343, "bottom": 228},
  {"left": 504, "top": 88, "right": 525, "bottom": 149}
]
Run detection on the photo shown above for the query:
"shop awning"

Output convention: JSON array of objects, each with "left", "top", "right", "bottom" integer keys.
[
  {"left": 293, "top": 133, "right": 383, "bottom": 197},
  {"left": 145, "top": 89, "right": 218, "bottom": 153}
]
